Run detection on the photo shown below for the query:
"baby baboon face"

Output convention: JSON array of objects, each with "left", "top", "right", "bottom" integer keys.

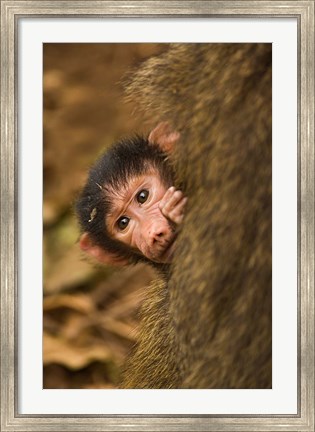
[
  {"left": 105, "top": 172, "right": 186, "bottom": 263},
  {"left": 76, "top": 123, "right": 185, "bottom": 267}
]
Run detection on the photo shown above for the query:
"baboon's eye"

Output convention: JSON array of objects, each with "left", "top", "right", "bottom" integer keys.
[
  {"left": 137, "top": 189, "right": 149, "bottom": 204},
  {"left": 117, "top": 216, "right": 130, "bottom": 231}
]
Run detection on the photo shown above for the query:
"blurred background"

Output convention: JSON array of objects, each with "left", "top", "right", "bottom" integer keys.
[{"left": 43, "top": 43, "right": 167, "bottom": 388}]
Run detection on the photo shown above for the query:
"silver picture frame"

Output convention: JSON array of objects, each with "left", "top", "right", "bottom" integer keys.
[{"left": 1, "top": 1, "right": 314, "bottom": 431}]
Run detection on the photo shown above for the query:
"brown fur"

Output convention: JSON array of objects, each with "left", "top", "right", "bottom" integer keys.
[{"left": 122, "top": 44, "right": 272, "bottom": 388}]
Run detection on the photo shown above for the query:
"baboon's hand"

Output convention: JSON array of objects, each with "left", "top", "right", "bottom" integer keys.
[{"left": 159, "top": 186, "right": 187, "bottom": 225}]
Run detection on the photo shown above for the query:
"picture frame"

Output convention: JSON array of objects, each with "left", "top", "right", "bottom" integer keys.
[{"left": 1, "top": 1, "right": 314, "bottom": 431}]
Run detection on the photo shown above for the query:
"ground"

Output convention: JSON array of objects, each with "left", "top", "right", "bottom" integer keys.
[{"left": 43, "top": 43, "right": 167, "bottom": 388}]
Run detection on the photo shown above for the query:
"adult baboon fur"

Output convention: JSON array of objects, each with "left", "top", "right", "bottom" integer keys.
[{"left": 122, "top": 44, "right": 272, "bottom": 389}]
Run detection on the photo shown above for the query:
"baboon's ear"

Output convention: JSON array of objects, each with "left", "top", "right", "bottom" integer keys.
[
  {"left": 148, "top": 122, "right": 180, "bottom": 154},
  {"left": 79, "top": 232, "right": 129, "bottom": 266}
]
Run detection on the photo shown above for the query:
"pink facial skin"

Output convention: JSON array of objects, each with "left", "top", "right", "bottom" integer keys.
[{"left": 106, "top": 172, "right": 187, "bottom": 263}]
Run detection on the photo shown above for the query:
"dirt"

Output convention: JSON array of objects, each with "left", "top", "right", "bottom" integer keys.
[{"left": 43, "top": 43, "right": 167, "bottom": 388}]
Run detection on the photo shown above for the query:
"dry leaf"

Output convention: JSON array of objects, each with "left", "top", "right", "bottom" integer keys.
[{"left": 44, "top": 333, "right": 112, "bottom": 370}]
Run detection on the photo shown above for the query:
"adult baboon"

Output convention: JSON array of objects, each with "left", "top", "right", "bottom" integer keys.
[{"left": 122, "top": 43, "right": 272, "bottom": 389}]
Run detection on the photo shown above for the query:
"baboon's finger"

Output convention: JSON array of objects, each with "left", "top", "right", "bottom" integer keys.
[{"left": 167, "top": 197, "right": 187, "bottom": 224}]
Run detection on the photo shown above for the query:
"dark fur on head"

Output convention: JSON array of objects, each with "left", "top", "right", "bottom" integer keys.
[{"left": 75, "top": 135, "right": 175, "bottom": 265}]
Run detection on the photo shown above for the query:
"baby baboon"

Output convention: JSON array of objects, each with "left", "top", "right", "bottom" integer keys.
[
  {"left": 122, "top": 43, "right": 272, "bottom": 389},
  {"left": 75, "top": 122, "right": 185, "bottom": 269}
]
